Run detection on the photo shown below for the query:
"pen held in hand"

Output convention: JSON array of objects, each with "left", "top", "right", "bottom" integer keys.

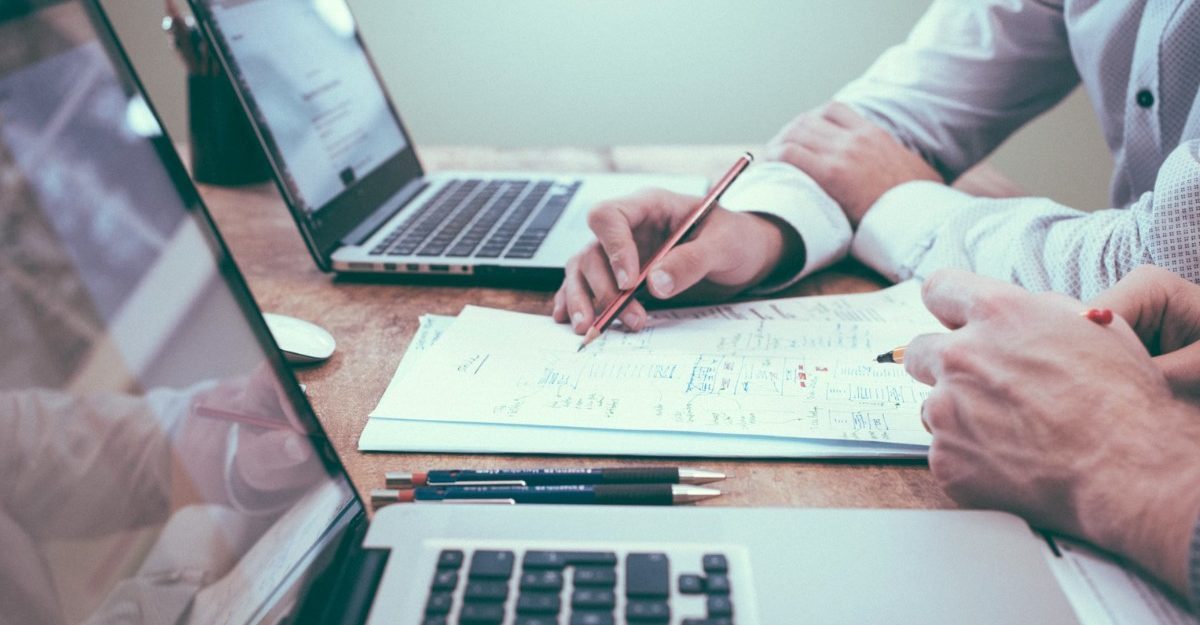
[{"left": 578, "top": 152, "right": 755, "bottom": 352}]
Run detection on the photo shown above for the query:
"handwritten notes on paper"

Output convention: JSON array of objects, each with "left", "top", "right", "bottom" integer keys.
[{"left": 372, "top": 282, "right": 941, "bottom": 446}]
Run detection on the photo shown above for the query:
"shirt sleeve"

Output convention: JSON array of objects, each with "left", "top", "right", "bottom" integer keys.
[
  {"left": 834, "top": 0, "right": 1079, "bottom": 182},
  {"left": 720, "top": 161, "right": 852, "bottom": 292},
  {"left": 851, "top": 140, "right": 1200, "bottom": 299},
  {"left": 1191, "top": 514, "right": 1200, "bottom": 611}
]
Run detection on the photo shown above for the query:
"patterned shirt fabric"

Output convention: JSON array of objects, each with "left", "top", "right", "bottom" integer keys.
[
  {"left": 721, "top": 0, "right": 1200, "bottom": 301},
  {"left": 1192, "top": 517, "right": 1200, "bottom": 610}
]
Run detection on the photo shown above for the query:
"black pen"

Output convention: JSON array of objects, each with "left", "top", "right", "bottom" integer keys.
[
  {"left": 370, "top": 484, "right": 720, "bottom": 507},
  {"left": 385, "top": 467, "right": 726, "bottom": 488}
]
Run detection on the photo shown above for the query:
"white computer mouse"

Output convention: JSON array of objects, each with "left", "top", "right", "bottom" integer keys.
[{"left": 262, "top": 313, "right": 337, "bottom": 364}]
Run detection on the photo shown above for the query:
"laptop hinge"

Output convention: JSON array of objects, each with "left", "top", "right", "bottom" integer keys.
[
  {"left": 288, "top": 514, "right": 391, "bottom": 625},
  {"left": 341, "top": 178, "right": 429, "bottom": 247}
]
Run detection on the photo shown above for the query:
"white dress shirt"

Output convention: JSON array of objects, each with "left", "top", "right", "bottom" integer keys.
[{"left": 722, "top": 0, "right": 1200, "bottom": 300}]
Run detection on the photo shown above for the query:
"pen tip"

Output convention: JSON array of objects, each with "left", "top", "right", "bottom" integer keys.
[
  {"left": 678, "top": 468, "right": 727, "bottom": 485},
  {"left": 672, "top": 485, "right": 722, "bottom": 504}
]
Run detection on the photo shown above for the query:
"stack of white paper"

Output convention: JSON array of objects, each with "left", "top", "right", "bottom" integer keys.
[{"left": 360, "top": 281, "right": 942, "bottom": 458}]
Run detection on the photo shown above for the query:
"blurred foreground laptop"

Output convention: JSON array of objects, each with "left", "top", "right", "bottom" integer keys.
[
  {"left": 185, "top": 0, "right": 706, "bottom": 282},
  {"left": 3, "top": 3, "right": 1192, "bottom": 624}
]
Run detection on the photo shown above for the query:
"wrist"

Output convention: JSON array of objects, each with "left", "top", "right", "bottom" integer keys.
[
  {"left": 743, "top": 212, "right": 805, "bottom": 289},
  {"left": 1078, "top": 401, "right": 1200, "bottom": 597}
]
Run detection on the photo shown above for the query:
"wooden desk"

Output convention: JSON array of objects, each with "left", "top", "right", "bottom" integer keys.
[{"left": 198, "top": 146, "right": 954, "bottom": 511}]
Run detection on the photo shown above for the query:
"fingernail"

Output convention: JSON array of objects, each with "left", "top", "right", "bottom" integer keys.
[
  {"left": 571, "top": 311, "right": 585, "bottom": 329},
  {"left": 628, "top": 309, "right": 645, "bottom": 330},
  {"left": 615, "top": 268, "right": 630, "bottom": 290},
  {"left": 650, "top": 270, "right": 673, "bottom": 297}
]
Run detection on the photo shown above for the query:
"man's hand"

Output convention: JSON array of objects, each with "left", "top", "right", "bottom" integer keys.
[
  {"left": 904, "top": 268, "right": 1200, "bottom": 599},
  {"left": 1091, "top": 264, "right": 1200, "bottom": 398},
  {"left": 766, "top": 102, "right": 942, "bottom": 226},
  {"left": 552, "top": 188, "right": 801, "bottom": 334}
]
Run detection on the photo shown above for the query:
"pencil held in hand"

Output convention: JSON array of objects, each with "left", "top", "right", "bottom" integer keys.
[
  {"left": 875, "top": 346, "right": 905, "bottom": 364},
  {"left": 578, "top": 152, "right": 755, "bottom": 351}
]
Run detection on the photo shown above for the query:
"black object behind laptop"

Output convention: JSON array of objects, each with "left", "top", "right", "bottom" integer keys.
[
  {"left": 186, "top": 0, "right": 706, "bottom": 284},
  {"left": 0, "top": 3, "right": 1093, "bottom": 624}
]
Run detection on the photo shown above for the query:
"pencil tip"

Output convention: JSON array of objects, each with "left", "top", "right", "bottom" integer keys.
[
  {"left": 577, "top": 328, "right": 599, "bottom": 352},
  {"left": 874, "top": 352, "right": 893, "bottom": 364}
]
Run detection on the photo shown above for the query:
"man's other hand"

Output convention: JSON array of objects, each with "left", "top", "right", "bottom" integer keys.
[
  {"left": 904, "top": 268, "right": 1200, "bottom": 599},
  {"left": 552, "top": 188, "right": 798, "bottom": 334},
  {"left": 767, "top": 102, "right": 941, "bottom": 226}
]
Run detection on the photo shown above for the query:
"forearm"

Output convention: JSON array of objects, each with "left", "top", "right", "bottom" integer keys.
[
  {"left": 835, "top": 0, "right": 1077, "bottom": 180},
  {"left": 853, "top": 140, "right": 1200, "bottom": 299}
]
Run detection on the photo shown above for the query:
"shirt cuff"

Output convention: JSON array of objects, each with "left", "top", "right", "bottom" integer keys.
[
  {"left": 720, "top": 161, "right": 852, "bottom": 293},
  {"left": 851, "top": 180, "right": 972, "bottom": 282}
]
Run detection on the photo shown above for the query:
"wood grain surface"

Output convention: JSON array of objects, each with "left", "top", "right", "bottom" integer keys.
[{"left": 197, "top": 146, "right": 955, "bottom": 512}]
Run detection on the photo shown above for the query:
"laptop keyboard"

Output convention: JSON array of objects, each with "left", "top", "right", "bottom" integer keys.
[
  {"left": 422, "top": 548, "right": 736, "bottom": 625},
  {"left": 369, "top": 178, "right": 581, "bottom": 261}
]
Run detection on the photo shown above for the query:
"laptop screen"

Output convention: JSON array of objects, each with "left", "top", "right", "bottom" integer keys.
[
  {"left": 195, "top": 0, "right": 410, "bottom": 216},
  {"left": 0, "top": 2, "right": 357, "bottom": 623}
]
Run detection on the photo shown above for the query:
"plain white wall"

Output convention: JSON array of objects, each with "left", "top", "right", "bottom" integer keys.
[{"left": 103, "top": 0, "right": 1115, "bottom": 209}]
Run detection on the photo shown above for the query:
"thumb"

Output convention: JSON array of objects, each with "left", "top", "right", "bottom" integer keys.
[
  {"left": 1154, "top": 342, "right": 1200, "bottom": 398},
  {"left": 645, "top": 240, "right": 715, "bottom": 299}
]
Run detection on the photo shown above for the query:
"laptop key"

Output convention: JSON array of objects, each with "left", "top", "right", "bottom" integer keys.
[
  {"left": 681, "top": 620, "right": 732, "bottom": 625},
  {"left": 431, "top": 569, "right": 458, "bottom": 591},
  {"left": 626, "top": 553, "right": 670, "bottom": 598},
  {"left": 705, "top": 573, "right": 731, "bottom": 594},
  {"left": 520, "top": 569, "right": 564, "bottom": 591},
  {"left": 514, "top": 618, "right": 557, "bottom": 625},
  {"left": 463, "top": 580, "right": 509, "bottom": 601},
  {"left": 706, "top": 595, "right": 734, "bottom": 618},
  {"left": 678, "top": 574, "right": 705, "bottom": 594},
  {"left": 702, "top": 554, "right": 728, "bottom": 573},
  {"left": 626, "top": 600, "right": 670, "bottom": 622},
  {"left": 459, "top": 602, "right": 505, "bottom": 624},
  {"left": 421, "top": 618, "right": 447, "bottom": 625},
  {"left": 573, "top": 566, "right": 616, "bottom": 587},
  {"left": 469, "top": 550, "right": 515, "bottom": 579},
  {"left": 437, "top": 549, "right": 464, "bottom": 569},
  {"left": 425, "top": 592, "right": 453, "bottom": 615},
  {"left": 523, "top": 550, "right": 617, "bottom": 569},
  {"left": 571, "top": 588, "right": 615, "bottom": 609},
  {"left": 516, "top": 592, "right": 561, "bottom": 614},
  {"left": 569, "top": 611, "right": 615, "bottom": 625}
]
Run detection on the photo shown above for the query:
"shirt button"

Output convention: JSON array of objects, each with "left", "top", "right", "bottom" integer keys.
[{"left": 1136, "top": 89, "right": 1155, "bottom": 108}]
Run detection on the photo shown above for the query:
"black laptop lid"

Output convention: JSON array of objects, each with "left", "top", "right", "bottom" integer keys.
[
  {"left": 190, "top": 0, "right": 424, "bottom": 267},
  {"left": 0, "top": 2, "right": 360, "bottom": 623}
]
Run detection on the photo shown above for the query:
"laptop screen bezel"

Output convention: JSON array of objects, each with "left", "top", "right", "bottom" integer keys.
[
  {"left": 33, "top": 1, "right": 372, "bottom": 620},
  {"left": 188, "top": 0, "right": 425, "bottom": 270}
]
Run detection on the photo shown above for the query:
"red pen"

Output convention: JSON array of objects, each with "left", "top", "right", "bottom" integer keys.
[{"left": 578, "top": 153, "right": 754, "bottom": 351}]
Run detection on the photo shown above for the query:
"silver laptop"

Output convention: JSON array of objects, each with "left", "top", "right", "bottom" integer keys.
[
  {"left": 2, "top": 4, "right": 1144, "bottom": 624},
  {"left": 186, "top": 0, "right": 706, "bottom": 283}
]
